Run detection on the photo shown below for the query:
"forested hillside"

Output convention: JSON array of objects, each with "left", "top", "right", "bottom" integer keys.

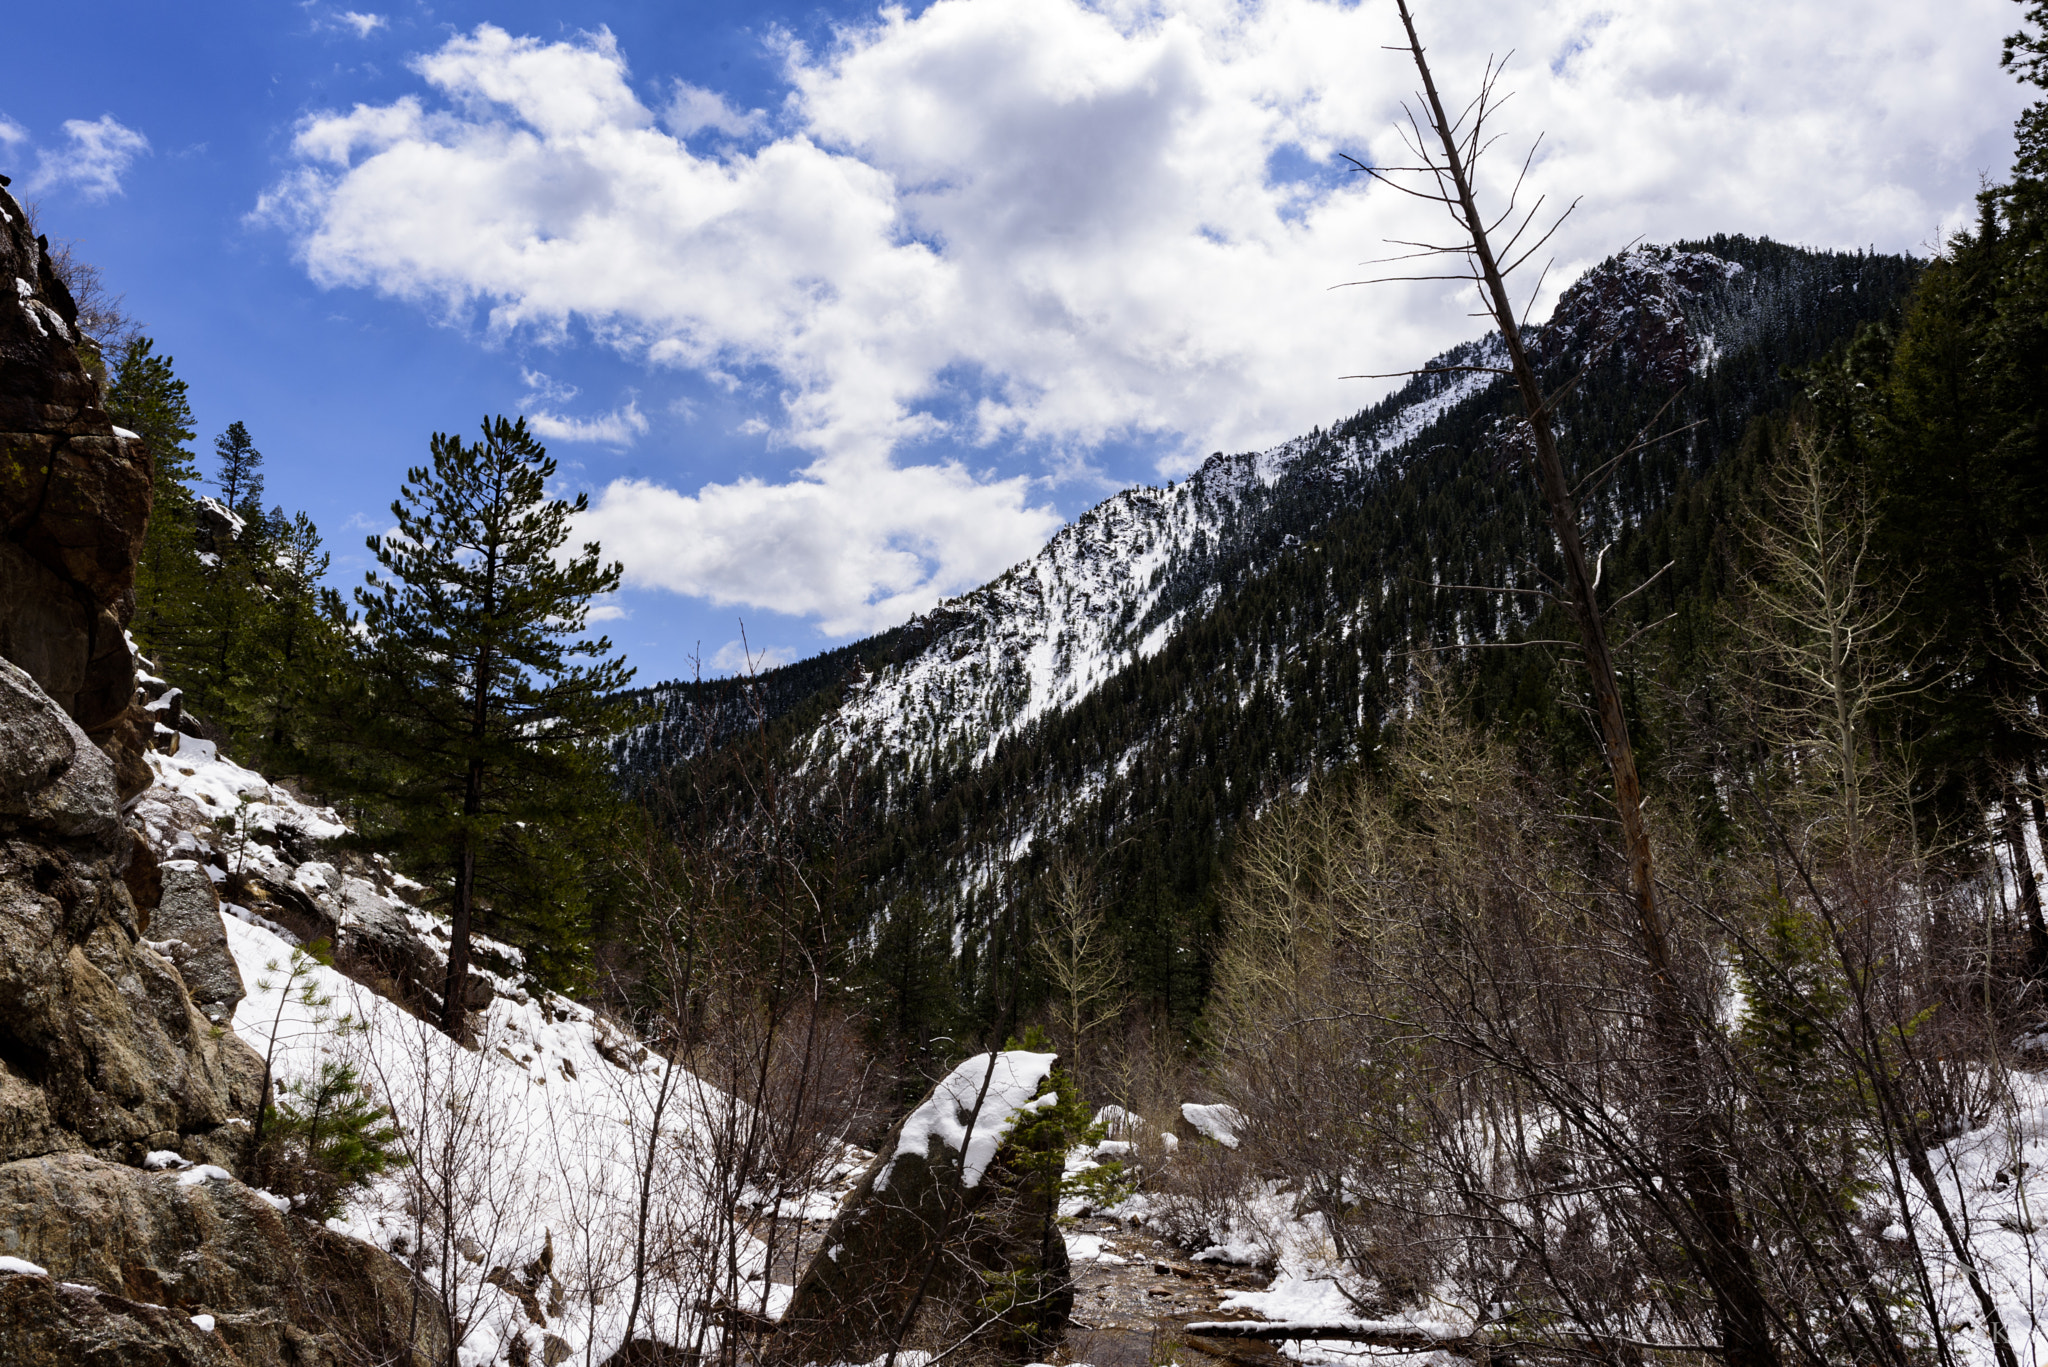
[{"left": 629, "top": 235, "right": 1924, "bottom": 1039}]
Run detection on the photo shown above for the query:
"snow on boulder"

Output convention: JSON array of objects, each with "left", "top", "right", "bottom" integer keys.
[
  {"left": 878, "top": 1051, "right": 1057, "bottom": 1192},
  {"left": 780, "top": 1051, "right": 1061, "bottom": 1364},
  {"left": 1182, "top": 1102, "right": 1245, "bottom": 1149}
]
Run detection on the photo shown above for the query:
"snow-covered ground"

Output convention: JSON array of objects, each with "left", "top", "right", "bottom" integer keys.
[
  {"left": 141, "top": 739, "right": 2048, "bottom": 1367},
  {"left": 140, "top": 739, "right": 864, "bottom": 1366},
  {"left": 1099, "top": 1080, "right": 2048, "bottom": 1367}
]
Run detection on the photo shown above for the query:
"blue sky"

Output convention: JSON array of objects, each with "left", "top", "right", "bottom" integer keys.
[{"left": 3, "top": 0, "right": 2031, "bottom": 686}]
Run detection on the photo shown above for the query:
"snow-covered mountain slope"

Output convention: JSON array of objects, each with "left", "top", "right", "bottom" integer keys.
[
  {"left": 621, "top": 239, "right": 1885, "bottom": 798},
  {"left": 796, "top": 243, "right": 1744, "bottom": 786},
  {"left": 807, "top": 354, "right": 1501, "bottom": 785},
  {"left": 137, "top": 740, "right": 868, "bottom": 1367}
]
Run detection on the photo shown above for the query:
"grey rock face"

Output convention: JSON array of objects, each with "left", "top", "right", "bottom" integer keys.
[
  {"left": 0, "top": 1151, "right": 450, "bottom": 1366},
  {"left": 0, "top": 658, "right": 117, "bottom": 840},
  {"left": 0, "top": 659, "right": 264, "bottom": 1164},
  {"left": 149, "top": 863, "right": 245, "bottom": 1024}
]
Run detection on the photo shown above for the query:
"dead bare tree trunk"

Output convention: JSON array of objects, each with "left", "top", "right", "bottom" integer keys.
[{"left": 1380, "top": 6, "right": 1781, "bottom": 1363}]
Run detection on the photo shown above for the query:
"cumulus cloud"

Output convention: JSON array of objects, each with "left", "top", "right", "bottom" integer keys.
[
  {"left": 338, "top": 12, "right": 388, "bottom": 39},
  {"left": 664, "top": 82, "right": 763, "bottom": 138},
  {"left": 30, "top": 115, "right": 149, "bottom": 199},
  {"left": 579, "top": 458, "right": 1060, "bottom": 635},
  {"left": 709, "top": 639, "right": 797, "bottom": 674},
  {"left": 527, "top": 401, "right": 651, "bottom": 446},
  {"left": 260, "top": 0, "right": 2031, "bottom": 630}
]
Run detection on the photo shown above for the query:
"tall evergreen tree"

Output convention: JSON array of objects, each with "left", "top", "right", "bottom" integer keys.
[
  {"left": 344, "top": 416, "right": 632, "bottom": 1033},
  {"left": 112, "top": 339, "right": 206, "bottom": 663},
  {"left": 214, "top": 420, "right": 264, "bottom": 518}
]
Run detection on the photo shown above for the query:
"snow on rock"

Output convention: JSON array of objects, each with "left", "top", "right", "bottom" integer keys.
[
  {"left": 878, "top": 1051, "right": 1058, "bottom": 1192},
  {"left": 189, "top": 1313, "right": 217, "bottom": 1332},
  {"left": 1180, "top": 1102, "right": 1244, "bottom": 1149},
  {"left": 0, "top": 1255, "right": 49, "bottom": 1277},
  {"left": 1063, "top": 1231, "right": 1127, "bottom": 1266},
  {"left": 142, "top": 1150, "right": 190, "bottom": 1171},
  {"left": 175, "top": 1164, "right": 232, "bottom": 1188}
]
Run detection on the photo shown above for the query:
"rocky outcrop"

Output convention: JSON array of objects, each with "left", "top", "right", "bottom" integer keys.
[
  {"left": 0, "top": 1152, "right": 450, "bottom": 1366},
  {"left": 148, "top": 864, "right": 245, "bottom": 1026},
  {"left": 1541, "top": 243, "right": 1742, "bottom": 389},
  {"left": 0, "top": 179, "right": 153, "bottom": 802},
  {"left": 0, "top": 657, "right": 262, "bottom": 1166},
  {"left": 0, "top": 182, "right": 452, "bottom": 1364},
  {"left": 778, "top": 1051, "right": 1071, "bottom": 1364}
]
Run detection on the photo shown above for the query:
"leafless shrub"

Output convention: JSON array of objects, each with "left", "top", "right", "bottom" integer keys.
[{"left": 1201, "top": 636, "right": 2025, "bottom": 1364}]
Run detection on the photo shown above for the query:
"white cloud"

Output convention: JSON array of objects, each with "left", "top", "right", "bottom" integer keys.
[
  {"left": 29, "top": 115, "right": 149, "bottom": 199},
  {"left": 663, "top": 81, "right": 764, "bottom": 139},
  {"left": 527, "top": 401, "right": 651, "bottom": 446},
  {"left": 519, "top": 368, "right": 580, "bottom": 405},
  {"left": 0, "top": 117, "right": 28, "bottom": 148},
  {"left": 579, "top": 458, "right": 1060, "bottom": 635},
  {"left": 260, "top": 2, "right": 2033, "bottom": 631},
  {"left": 709, "top": 639, "right": 796, "bottom": 674},
  {"left": 339, "top": 11, "right": 388, "bottom": 39}
]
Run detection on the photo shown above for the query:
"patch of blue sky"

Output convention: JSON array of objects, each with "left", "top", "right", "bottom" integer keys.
[{"left": 1263, "top": 142, "right": 1358, "bottom": 224}]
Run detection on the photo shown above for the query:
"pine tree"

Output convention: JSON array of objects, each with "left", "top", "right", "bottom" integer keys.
[
  {"left": 112, "top": 340, "right": 207, "bottom": 663},
  {"left": 214, "top": 420, "right": 264, "bottom": 518},
  {"left": 341, "top": 416, "right": 633, "bottom": 1033}
]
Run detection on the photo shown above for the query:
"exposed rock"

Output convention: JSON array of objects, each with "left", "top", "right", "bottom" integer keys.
[
  {"left": 1542, "top": 243, "right": 1743, "bottom": 389},
  {"left": 0, "top": 1151, "right": 450, "bottom": 1366},
  {"left": 0, "top": 1271, "right": 241, "bottom": 1367},
  {"left": 0, "top": 658, "right": 264, "bottom": 1165},
  {"left": 189, "top": 497, "right": 242, "bottom": 559},
  {"left": 123, "top": 834, "right": 162, "bottom": 931},
  {"left": 778, "top": 1051, "right": 1069, "bottom": 1364},
  {"left": 149, "top": 864, "right": 245, "bottom": 1025},
  {"left": 0, "top": 182, "right": 154, "bottom": 799}
]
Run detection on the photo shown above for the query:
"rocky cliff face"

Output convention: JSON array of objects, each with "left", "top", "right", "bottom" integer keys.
[
  {"left": 0, "top": 178, "right": 448, "bottom": 1366},
  {"left": 0, "top": 180, "right": 154, "bottom": 802}
]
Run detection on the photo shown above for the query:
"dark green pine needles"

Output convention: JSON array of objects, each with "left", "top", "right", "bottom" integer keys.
[{"left": 340, "top": 416, "right": 635, "bottom": 1033}]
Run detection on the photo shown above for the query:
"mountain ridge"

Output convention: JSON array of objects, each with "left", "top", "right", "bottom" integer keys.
[{"left": 620, "top": 235, "right": 1906, "bottom": 800}]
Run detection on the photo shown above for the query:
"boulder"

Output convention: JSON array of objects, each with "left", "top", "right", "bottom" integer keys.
[
  {"left": 0, "top": 658, "right": 266, "bottom": 1165},
  {"left": 0, "top": 1151, "right": 451, "bottom": 1366},
  {"left": 777, "top": 1050, "right": 1066, "bottom": 1365},
  {"left": 0, "top": 180, "right": 154, "bottom": 799},
  {"left": 149, "top": 864, "right": 245, "bottom": 1025}
]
